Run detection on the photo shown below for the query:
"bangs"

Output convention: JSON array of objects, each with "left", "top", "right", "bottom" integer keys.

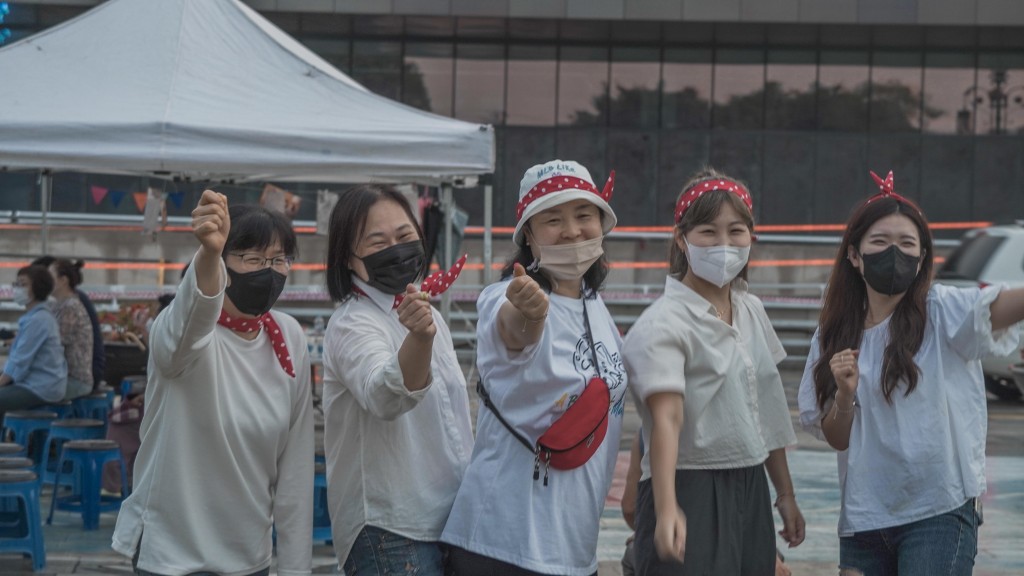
[{"left": 225, "top": 204, "right": 298, "bottom": 257}]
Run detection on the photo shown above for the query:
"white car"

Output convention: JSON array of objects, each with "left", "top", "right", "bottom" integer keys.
[{"left": 935, "top": 224, "right": 1024, "bottom": 401}]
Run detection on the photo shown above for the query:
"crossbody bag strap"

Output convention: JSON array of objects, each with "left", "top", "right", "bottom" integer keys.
[
  {"left": 476, "top": 380, "right": 536, "bottom": 454},
  {"left": 581, "top": 296, "right": 602, "bottom": 381}
]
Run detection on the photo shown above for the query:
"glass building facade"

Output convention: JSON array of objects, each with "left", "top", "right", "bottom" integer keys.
[{"left": 3, "top": 6, "right": 1024, "bottom": 227}]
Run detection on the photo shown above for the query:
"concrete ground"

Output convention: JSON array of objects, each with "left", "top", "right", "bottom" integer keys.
[{"left": 3, "top": 369, "right": 1023, "bottom": 575}]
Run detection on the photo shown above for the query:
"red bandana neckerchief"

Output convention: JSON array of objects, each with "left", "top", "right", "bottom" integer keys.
[
  {"left": 353, "top": 253, "right": 468, "bottom": 309},
  {"left": 217, "top": 310, "right": 295, "bottom": 378},
  {"left": 674, "top": 177, "right": 752, "bottom": 224}
]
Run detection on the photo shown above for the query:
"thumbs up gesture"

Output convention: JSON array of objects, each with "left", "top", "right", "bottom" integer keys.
[
  {"left": 506, "top": 263, "right": 549, "bottom": 324},
  {"left": 396, "top": 283, "right": 436, "bottom": 339}
]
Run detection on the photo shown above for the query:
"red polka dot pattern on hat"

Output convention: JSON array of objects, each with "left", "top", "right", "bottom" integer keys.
[
  {"left": 516, "top": 175, "right": 612, "bottom": 221},
  {"left": 217, "top": 310, "right": 295, "bottom": 378},
  {"left": 674, "top": 177, "right": 753, "bottom": 224}
]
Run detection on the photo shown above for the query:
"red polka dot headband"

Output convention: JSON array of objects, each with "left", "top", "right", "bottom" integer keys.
[
  {"left": 674, "top": 177, "right": 752, "bottom": 224},
  {"left": 516, "top": 171, "right": 615, "bottom": 222},
  {"left": 866, "top": 170, "right": 920, "bottom": 212}
]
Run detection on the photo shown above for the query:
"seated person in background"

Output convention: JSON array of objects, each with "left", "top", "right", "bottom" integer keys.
[
  {"left": 49, "top": 258, "right": 94, "bottom": 400},
  {"left": 33, "top": 255, "right": 105, "bottom": 391},
  {"left": 0, "top": 265, "right": 67, "bottom": 421}
]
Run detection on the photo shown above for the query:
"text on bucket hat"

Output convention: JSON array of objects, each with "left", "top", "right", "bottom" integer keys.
[
  {"left": 514, "top": 160, "right": 617, "bottom": 246},
  {"left": 674, "top": 177, "right": 752, "bottom": 224}
]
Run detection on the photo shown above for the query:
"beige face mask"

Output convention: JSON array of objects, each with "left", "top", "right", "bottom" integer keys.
[{"left": 531, "top": 236, "right": 605, "bottom": 282}]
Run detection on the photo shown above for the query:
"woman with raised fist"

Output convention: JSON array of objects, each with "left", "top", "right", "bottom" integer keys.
[
  {"left": 442, "top": 160, "right": 628, "bottom": 576},
  {"left": 112, "top": 191, "right": 314, "bottom": 576}
]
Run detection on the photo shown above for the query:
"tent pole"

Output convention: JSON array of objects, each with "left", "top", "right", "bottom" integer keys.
[
  {"left": 483, "top": 182, "right": 493, "bottom": 286},
  {"left": 440, "top": 183, "right": 454, "bottom": 324},
  {"left": 39, "top": 170, "right": 52, "bottom": 255}
]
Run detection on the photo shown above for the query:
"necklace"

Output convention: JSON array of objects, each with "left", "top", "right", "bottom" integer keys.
[{"left": 714, "top": 303, "right": 731, "bottom": 320}]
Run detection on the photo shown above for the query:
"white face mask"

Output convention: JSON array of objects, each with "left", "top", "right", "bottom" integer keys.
[
  {"left": 12, "top": 286, "right": 32, "bottom": 307},
  {"left": 532, "top": 236, "right": 605, "bottom": 282},
  {"left": 685, "top": 240, "right": 750, "bottom": 288}
]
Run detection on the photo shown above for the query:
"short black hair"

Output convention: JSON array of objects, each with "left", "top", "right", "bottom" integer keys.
[
  {"left": 223, "top": 204, "right": 298, "bottom": 259},
  {"left": 17, "top": 265, "right": 55, "bottom": 302},
  {"left": 52, "top": 258, "right": 85, "bottom": 289},
  {"left": 31, "top": 255, "right": 55, "bottom": 268},
  {"left": 325, "top": 184, "right": 426, "bottom": 302}
]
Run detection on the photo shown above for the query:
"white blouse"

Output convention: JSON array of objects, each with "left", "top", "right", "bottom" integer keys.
[
  {"left": 797, "top": 284, "right": 1020, "bottom": 536},
  {"left": 623, "top": 277, "right": 796, "bottom": 478},
  {"left": 321, "top": 278, "right": 473, "bottom": 565}
]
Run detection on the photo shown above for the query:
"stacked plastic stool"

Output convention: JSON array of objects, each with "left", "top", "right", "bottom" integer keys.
[
  {"left": 0, "top": 455, "right": 31, "bottom": 517},
  {"left": 46, "top": 400, "right": 75, "bottom": 419},
  {"left": 71, "top": 393, "right": 114, "bottom": 434},
  {"left": 0, "top": 469, "right": 46, "bottom": 570},
  {"left": 47, "top": 439, "right": 127, "bottom": 530},
  {"left": 1, "top": 411, "right": 58, "bottom": 469},
  {"left": 312, "top": 462, "right": 331, "bottom": 543},
  {"left": 39, "top": 418, "right": 105, "bottom": 488},
  {"left": 0, "top": 442, "right": 22, "bottom": 457}
]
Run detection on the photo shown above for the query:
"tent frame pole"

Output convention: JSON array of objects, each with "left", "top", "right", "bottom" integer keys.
[
  {"left": 483, "top": 182, "right": 493, "bottom": 286},
  {"left": 39, "top": 170, "right": 52, "bottom": 255},
  {"left": 440, "top": 183, "right": 454, "bottom": 324}
]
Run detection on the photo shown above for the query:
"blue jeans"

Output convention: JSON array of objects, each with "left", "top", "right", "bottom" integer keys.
[
  {"left": 344, "top": 525, "right": 445, "bottom": 576},
  {"left": 838, "top": 499, "right": 981, "bottom": 576}
]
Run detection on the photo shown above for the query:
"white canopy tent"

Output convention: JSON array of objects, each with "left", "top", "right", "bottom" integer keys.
[
  {"left": 0, "top": 0, "right": 497, "bottom": 296},
  {"left": 0, "top": 0, "right": 494, "bottom": 183}
]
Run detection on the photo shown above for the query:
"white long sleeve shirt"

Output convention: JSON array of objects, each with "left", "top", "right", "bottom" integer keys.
[
  {"left": 321, "top": 278, "right": 473, "bottom": 566},
  {"left": 111, "top": 256, "right": 314, "bottom": 576}
]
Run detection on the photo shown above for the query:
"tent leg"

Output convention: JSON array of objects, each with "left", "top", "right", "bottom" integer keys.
[
  {"left": 39, "top": 170, "right": 52, "bottom": 255},
  {"left": 483, "top": 183, "right": 493, "bottom": 286},
  {"left": 440, "top": 184, "right": 454, "bottom": 324}
]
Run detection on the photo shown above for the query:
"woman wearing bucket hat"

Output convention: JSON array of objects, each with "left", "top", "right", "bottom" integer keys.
[
  {"left": 441, "top": 160, "right": 628, "bottom": 576},
  {"left": 622, "top": 167, "right": 804, "bottom": 575},
  {"left": 797, "top": 171, "right": 1024, "bottom": 575}
]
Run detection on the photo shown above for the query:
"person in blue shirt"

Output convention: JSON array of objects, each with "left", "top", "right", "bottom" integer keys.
[
  {"left": 0, "top": 265, "right": 68, "bottom": 422},
  {"left": 33, "top": 256, "right": 105, "bottom": 391}
]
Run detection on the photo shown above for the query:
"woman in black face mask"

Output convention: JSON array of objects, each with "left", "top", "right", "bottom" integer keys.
[
  {"left": 797, "top": 171, "right": 1024, "bottom": 576},
  {"left": 112, "top": 192, "right": 314, "bottom": 576},
  {"left": 321, "top": 184, "right": 473, "bottom": 576}
]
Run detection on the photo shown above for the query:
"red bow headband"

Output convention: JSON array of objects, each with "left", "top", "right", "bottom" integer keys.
[
  {"left": 674, "top": 177, "right": 752, "bottom": 224},
  {"left": 866, "top": 170, "right": 920, "bottom": 211},
  {"left": 516, "top": 170, "right": 615, "bottom": 221}
]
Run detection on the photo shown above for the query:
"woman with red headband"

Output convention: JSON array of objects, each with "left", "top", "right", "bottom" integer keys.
[
  {"left": 798, "top": 171, "right": 1024, "bottom": 575},
  {"left": 623, "top": 167, "right": 804, "bottom": 575},
  {"left": 442, "top": 159, "right": 628, "bottom": 576}
]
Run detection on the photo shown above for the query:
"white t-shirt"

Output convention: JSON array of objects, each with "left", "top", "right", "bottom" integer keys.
[
  {"left": 321, "top": 279, "right": 474, "bottom": 566},
  {"left": 441, "top": 281, "right": 628, "bottom": 576},
  {"left": 797, "top": 284, "right": 1020, "bottom": 536},
  {"left": 112, "top": 256, "right": 314, "bottom": 576},
  {"left": 623, "top": 277, "right": 796, "bottom": 479}
]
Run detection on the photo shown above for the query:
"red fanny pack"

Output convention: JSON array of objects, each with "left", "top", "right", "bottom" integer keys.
[{"left": 477, "top": 296, "right": 611, "bottom": 485}]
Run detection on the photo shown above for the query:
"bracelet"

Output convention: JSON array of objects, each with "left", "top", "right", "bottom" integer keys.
[
  {"left": 831, "top": 396, "right": 856, "bottom": 420},
  {"left": 774, "top": 492, "right": 794, "bottom": 508},
  {"left": 521, "top": 312, "right": 547, "bottom": 333}
]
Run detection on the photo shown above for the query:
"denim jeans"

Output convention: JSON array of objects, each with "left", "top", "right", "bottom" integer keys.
[
  {"left": 838, "top": 498, "right": 981, "bottom": 576},
  {"left": 344, "top": 525, "right": 445, "bottom": 576}
]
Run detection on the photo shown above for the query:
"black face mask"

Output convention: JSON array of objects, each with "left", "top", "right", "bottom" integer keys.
[
  {"left": 225, "top": 266, "right": 287, "bottom": 316},
  {"left": 859, "top": 244, "right": 921, "bottom": 296},
  {"left": 359, "top": 240, "right": 425, "bottom": 295}
]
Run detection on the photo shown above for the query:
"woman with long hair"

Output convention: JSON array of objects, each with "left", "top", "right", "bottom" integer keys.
[
  {"left": 49, "top": 258, "right": 94, "bottom": 400},
  {"left": 321, "top": 184, "right": 473, "bottom": 576},
  {"left": 623, "top": 167, "right": 804, "bottom": 576},
  {"left": 442, "top": 159, "right": 628, "bottom": 576},
  {"left": 112, "top": 191, "right": 313, "bottom": 576},
  {"left": 797, "top": 170, "right": 1024, "bottom": 575}
]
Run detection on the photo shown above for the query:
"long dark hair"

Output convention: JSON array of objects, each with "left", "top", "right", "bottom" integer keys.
[
  {"left": 499, "top": 212, "right": 610, "bottom": 300},
  {"left": 669, "top": 168, "right": 754, "bottom": 280},
  {"left": 325, "top": 184, "right": 427, "bottom": 302},
  {"left": 813, "top": 196, "right": 934, "bottom": 410}
]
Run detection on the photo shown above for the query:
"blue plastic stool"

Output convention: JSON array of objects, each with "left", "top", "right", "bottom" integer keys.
[
  {"left": 0, "top": 443, "right": 22, "bottom": 457},
  {"left": 39, "top": 419, "right": 105, "bottom": 487},
  {"left": 47, "top": 440, "right": 127, "bottom": 530},
  {"left": 2, "top": 411, "right": 58, "bottom": 466},
  {"left": 0, "top": 458, "right": 33, "bottom": 470},
  {"left": 46, "top": 401, "right": 75, "bottom": 419},
  {"left": 312, "top": 462, "right": 331, "bottom": 543},
  {"left": 0, "top": 458, "right": 33, "bottom": 517},
  {"left": 0, "top": 469, "right": 45, "bottom": 571},
  {"left": 70, "top": 393, "right": 113, "bottom": 434}
]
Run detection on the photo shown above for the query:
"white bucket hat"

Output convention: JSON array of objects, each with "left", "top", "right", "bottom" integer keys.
[{"left": 513, "top": 159, "right": 617, "bottom": 246}]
